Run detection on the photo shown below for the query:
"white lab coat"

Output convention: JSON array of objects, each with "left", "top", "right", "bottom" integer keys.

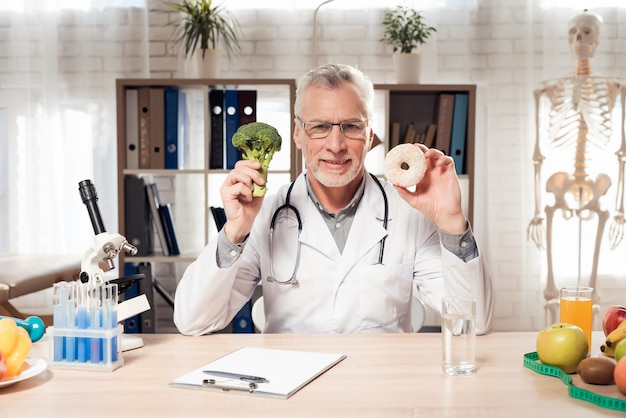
[{"left": 174, "top": 173, "right": 493, "bottom": 335}]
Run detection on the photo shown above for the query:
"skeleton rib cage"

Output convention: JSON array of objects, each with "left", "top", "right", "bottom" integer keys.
[{"left": 543, "top": 76, "right": 620, "bottom": 205}]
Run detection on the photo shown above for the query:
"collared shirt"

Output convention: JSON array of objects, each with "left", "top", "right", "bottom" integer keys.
[
  {"left": 217, "top": 174, "right": 478, "bottom": 266},
  {"left": 304, "top": 174, "right": 365, "bottom": 253}
]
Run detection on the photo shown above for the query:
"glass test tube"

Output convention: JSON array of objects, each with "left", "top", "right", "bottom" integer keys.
[
  {"left": 76, "top": 283, "right": 90, "bottom": 363},
  {"left": 52, "top": 282, "right": 68, "bottom": 362},
  {"left": 90, "top": 285, "right": 102, "bottom": 363},
  {"left": 65, "top": 282, "right": 77, "bottom": 361},
  {"left": 103, "top": 283, "right": 119, "bottom": 362}
]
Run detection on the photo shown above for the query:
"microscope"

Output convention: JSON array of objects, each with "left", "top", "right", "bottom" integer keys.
[
  {"left": 77, "top": 179, "right": 150, "bottom": 352},
  {"left": 78, "top": 179, "right": 138, "bottom": 286}
]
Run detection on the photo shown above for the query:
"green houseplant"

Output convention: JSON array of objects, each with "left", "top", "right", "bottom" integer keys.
[
  {"left": 381, "top": 5, "right": 436, "bottom": 83},
  {"left": 166, "top": 0, "right": 241, "bottom": 77},
  {"left": 381, "top": 5, "right": 436, "bottom": 53}
]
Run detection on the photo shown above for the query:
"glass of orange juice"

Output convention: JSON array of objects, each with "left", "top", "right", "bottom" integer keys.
[{"left": 560, "top": 286, "right": 593, "bottom": 352}]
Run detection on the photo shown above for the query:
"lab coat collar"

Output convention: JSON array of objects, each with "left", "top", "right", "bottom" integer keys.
[{"left": 291, "top": 172, "right": 388, "bottom": 262}]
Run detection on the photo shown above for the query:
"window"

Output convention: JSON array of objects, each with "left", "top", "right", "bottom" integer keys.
[
  {"left": 0, "top": 0, "right": 145, "bottom": 12},
  {"left": 0, "top": 108, "right": 7, "bottom": 252}
]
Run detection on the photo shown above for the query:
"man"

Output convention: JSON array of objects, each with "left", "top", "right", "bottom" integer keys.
[{"left": 174, "top": 63, "right": 493, "bottom": 335}]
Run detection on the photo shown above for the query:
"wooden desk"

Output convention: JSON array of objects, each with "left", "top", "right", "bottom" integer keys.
[{"left": 2, "top": 332, "right": 623, "bottom": 417}]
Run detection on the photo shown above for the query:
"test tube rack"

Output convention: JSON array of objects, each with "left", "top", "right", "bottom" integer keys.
[{"left": 47, "top": 281, "right": 124, "bottom": 372}]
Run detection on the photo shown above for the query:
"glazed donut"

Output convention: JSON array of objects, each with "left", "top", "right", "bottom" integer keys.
[{"left": 383, "top": 143, "right": 427, "bottom": 187}]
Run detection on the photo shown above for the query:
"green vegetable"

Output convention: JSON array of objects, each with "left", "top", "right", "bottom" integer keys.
[{"left": 232, "top": 122, "right": 282, "bottom": 197}]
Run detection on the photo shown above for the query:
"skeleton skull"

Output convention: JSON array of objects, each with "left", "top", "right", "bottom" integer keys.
[{"left": 568, "top": 11, "right": 602, "bottom": 59}]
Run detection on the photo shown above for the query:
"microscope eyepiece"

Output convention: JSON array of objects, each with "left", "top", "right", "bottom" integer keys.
[{"left": 79, "top": 179, "right": 106, "bottom": 235}]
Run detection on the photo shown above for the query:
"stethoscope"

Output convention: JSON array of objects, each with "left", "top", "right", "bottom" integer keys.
[{"left": 266, "top": 173, "right": 389, "bottom": 286}]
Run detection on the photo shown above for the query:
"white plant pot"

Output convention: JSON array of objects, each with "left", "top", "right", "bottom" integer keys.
[
  {"left": 195, "top": 48, "right": 222, "bottom": 79},
  {"left": 392, "top": 52, "right": 422, "bottom": 84}
]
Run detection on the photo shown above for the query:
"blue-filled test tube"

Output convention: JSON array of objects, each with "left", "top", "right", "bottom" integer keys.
[
  {"left": 52, "top": 282, "right": 67, "bottom": 361},
  {"left": 76, "top": 284, "right": 90, "bottom": 363},
  {"left": 90, "top": 285, "right": 102, "bottom": 363},
  {"left": 76, "top": 305, "right": 89, "bottom": 362},
  {"left": 102, "top": 283, "right": 119, "bottom": 362},
  {"left": 64, "top": 282, "right": 77, "bottom": 362}
]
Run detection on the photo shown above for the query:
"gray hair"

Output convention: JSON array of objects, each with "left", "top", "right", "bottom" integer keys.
[{"left": 294, "top": 63, "right": 375, "bottom": 120}]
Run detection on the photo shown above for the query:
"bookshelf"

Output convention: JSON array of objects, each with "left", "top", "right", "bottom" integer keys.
[
  {"left": 116, "top": 80, "right": 475, "bottom": 261},
  {"left": 370, "top": 84, "right": 476, "bottom": 224},
  {"left": 115, "top": 78, "right": 298, "bottom": 265}
]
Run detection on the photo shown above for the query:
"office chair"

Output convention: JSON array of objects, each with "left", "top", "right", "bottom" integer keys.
[{"left": 251, "top": 295, "right": 266, "bottom": 333}]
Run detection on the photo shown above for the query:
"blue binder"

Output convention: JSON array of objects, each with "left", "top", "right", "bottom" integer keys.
[
  {"left": 449, "top": 93, "right": 468, "bottom": 175},
  {"left": 177, "top": 91, "right": 187, "bottom": 169},
  {"left": 164, "top": 88, "right": 179, "bottom": 169},
  {"left": 224, "top": 90, "right": 240, "bottom": 169}
]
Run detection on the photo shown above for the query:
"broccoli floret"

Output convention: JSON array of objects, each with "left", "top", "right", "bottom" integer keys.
[{"left": 232, "top": 121, "right": 282, "bottom": 197}]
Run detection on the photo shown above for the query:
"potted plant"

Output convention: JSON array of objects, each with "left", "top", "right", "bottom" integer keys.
[
  {"left": 166, "top": 0, "right": 241, "bottom": 78},
  {"left": 381, "top": 5, "right": 436, "bottom": 83}
]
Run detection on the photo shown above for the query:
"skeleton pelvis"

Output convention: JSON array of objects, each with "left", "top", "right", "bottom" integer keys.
[{"left": 545, "top": 171, "right": 611, "bottom": 219}]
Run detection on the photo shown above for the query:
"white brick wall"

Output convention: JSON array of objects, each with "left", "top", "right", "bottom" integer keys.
[{"left": 9, "top": 0, "right": 626, "bottom": 334}]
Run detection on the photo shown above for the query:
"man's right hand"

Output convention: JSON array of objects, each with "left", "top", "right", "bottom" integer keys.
[{"left": 220, "top": 159, "right": 266, "bottom": 244}]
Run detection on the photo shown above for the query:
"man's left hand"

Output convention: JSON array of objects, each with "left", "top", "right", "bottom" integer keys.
[{"left": 394, "top": 145, "right": 467, "bottom": 234}]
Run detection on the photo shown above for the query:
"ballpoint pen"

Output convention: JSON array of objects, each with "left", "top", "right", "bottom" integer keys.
[
  {"left": 203, "top": 370, "right": 270, "bottom": 384},
  {"left": 202, "top": 379, "right": 258, "bottom": 393}
]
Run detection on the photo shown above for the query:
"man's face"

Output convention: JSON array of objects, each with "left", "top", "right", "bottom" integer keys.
[{"left": 294, "top": 83, "right": 372, "bottom": 188}]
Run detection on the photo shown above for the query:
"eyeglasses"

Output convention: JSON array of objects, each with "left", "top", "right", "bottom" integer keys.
[{"left": 297, "top": 117, "right": 369, "bottom": 140}]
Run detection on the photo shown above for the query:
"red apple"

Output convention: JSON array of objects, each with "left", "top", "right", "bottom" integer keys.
[
  {"left": 603, "top": 306, "right": 626, "bottom": 337},
  {"left": 536, "top": 322, "right": 588, "bottom": 374}
]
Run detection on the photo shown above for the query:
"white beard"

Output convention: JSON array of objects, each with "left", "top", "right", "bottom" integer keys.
[{"left": 308, "top": 163, "right": 360, "bottom": 187}]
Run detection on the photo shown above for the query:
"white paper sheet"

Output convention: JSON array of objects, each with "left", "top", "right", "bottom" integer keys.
[{"left": 168, "top": 347, "right": 346, "bottom": 399}]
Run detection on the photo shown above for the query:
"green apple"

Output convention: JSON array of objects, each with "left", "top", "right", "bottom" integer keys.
[
  {"left": 536, "top": 322, "right": 588, "bottom": 374},
  {"left": 615, "top": 339, "right": 626, "bottom": 363}
]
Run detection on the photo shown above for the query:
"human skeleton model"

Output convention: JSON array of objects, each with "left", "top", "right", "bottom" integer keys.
[{"left": 527, "top": 12, "right": 626, "bottom": 325}]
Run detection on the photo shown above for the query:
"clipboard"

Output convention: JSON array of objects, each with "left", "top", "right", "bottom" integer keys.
[{"left": 168, "top": 347, "right": 346, "bottom": 399}]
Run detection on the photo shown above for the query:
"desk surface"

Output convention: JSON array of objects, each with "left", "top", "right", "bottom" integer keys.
[{"left": 2, "top": 332, "right": 623, "bottom": 417}]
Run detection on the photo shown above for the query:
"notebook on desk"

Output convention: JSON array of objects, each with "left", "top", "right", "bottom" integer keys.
[{"left": 168, "top": 347, "right": 346, "bottom": 399}]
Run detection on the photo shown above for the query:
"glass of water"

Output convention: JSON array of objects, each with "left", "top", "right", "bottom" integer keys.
[{"left": 442, "top": 295, "right": 476, "bottom": 375}]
